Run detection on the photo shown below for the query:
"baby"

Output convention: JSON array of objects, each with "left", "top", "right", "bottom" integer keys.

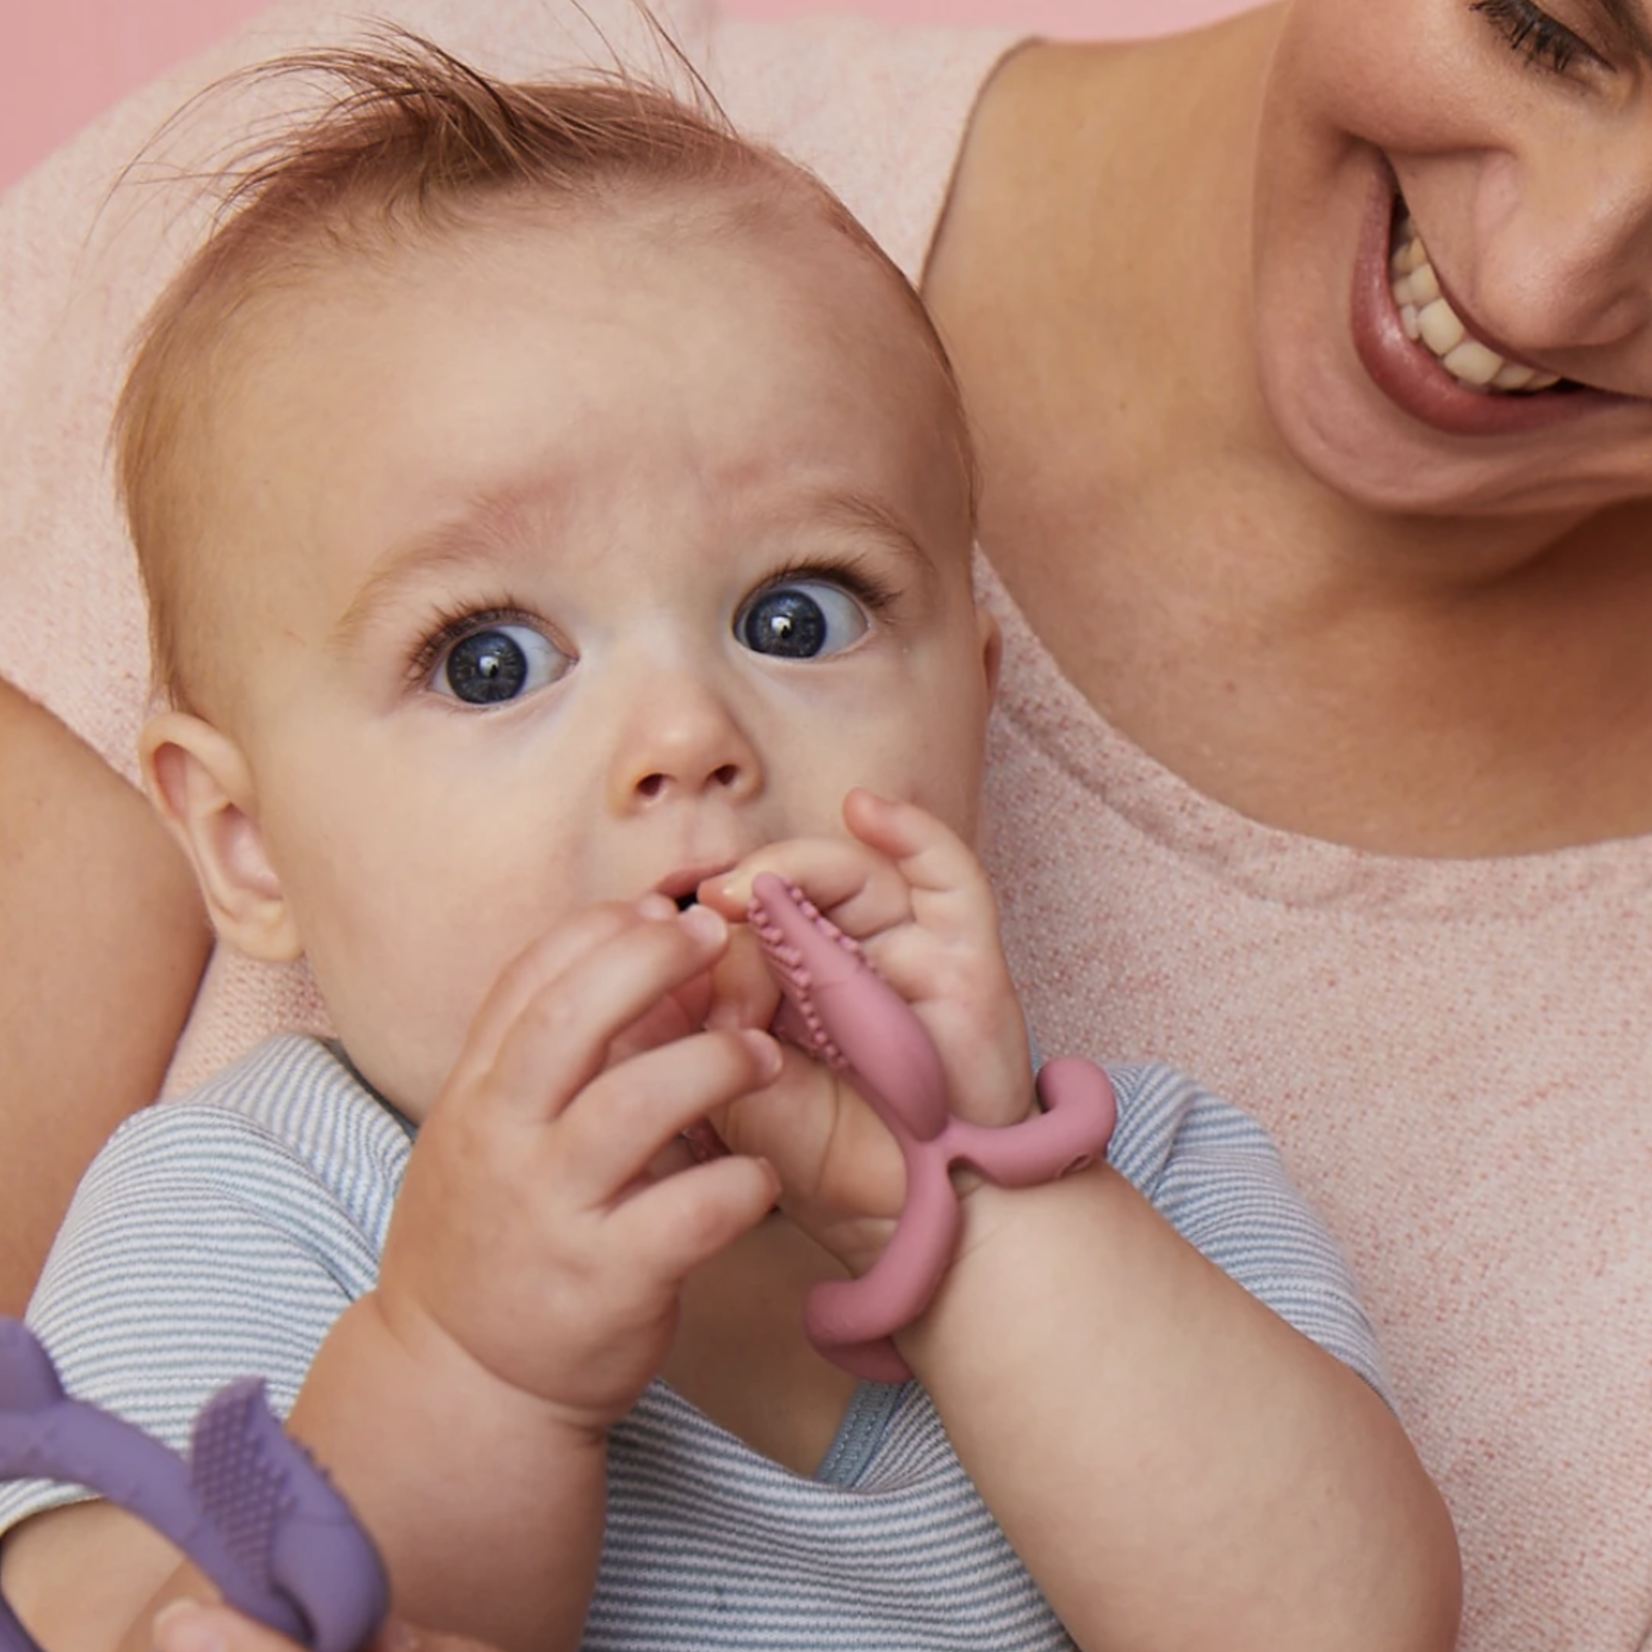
[{"left": 0, "top": 36, "right": 1457, "bottom": 1652}]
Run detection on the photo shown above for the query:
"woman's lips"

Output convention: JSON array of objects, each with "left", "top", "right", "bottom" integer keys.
[{"left": 1349, "top": 169, "right": 1617, "bottom": 437}]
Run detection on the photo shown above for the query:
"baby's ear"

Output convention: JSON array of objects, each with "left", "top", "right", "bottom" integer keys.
[{"left": 140, "top": 711, "right": 302, "bottom": 962}]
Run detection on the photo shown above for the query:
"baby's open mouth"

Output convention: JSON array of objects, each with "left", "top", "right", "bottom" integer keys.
[{"left": 1389, "top": 199, "right": 1570, "bottom": 396}]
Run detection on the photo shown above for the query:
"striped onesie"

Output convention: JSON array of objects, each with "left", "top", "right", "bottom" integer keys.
[{"left": 0, "top": 1033, "right": 1385, "bottom": 1649}]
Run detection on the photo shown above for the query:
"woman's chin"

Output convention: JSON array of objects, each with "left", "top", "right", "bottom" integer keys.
[{"left": 1258, "top": 364, "right": 1640, "bottom": 520}]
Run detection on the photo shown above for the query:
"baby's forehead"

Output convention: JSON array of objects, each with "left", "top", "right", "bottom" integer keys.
[
  {"left": 122, "top": 48, "right": 971, "bottom": 715},
  {"left": 208, "top": 192, "right": 968, "bottom": 534},
  {"left": 263, "top": 183, "right": 933, "bottom": 350},
  {"left": 217, "top": 189, "right": 963, "bottom": 477}
]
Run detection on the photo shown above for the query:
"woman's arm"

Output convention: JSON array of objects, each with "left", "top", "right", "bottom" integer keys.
[{"left": 0, "top": 677, "right": 209, "bottom": 1313}]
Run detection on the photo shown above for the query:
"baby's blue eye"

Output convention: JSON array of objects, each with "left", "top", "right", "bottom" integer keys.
[
  {"left": 737, "top": 581, "right": 869, "bottom": 660},
  {"left": 434, "top": 623, "right": 565, "bottom": 705}
]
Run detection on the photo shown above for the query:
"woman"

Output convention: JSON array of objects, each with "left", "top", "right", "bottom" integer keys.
[
  {"left": 1, "top": 0, "right": 1647, "bottom": 1646},
  {"left": 0, "top": 682, "right": 208, "bottom": 1307}
]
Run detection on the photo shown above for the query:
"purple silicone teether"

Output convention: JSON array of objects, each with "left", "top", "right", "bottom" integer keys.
[
  {"left": 0, "top": 1320, "right": 387, "bottom": 1652},
  {"left": 748, "top": 872, "right": 1118, "bottom": 1383}
]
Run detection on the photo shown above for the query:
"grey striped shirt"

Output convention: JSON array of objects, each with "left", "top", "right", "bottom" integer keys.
[{"left": 1, "top": 1034, "right": 1385, "bottom": 1649}]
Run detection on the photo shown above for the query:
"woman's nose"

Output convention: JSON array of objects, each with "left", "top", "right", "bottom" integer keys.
[
  {"left": 1475, "top": 137, "right": 1652, "bottom": 358},
  {"left": 606, "top": 671, "right": 762, "bottom": 813}
]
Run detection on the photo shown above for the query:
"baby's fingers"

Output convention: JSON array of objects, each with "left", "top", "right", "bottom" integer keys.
[
  {"left": 703, "top": 922, "right": 784, "bottom": 1034},
  {"left": 699, "top": 837, "right": 911, "bottom": 943},
  {"left": 154, "top": 1603, "right": 498, "bottom": 1652},
  {"left": 608, "top": 1150, "right": 782, "bottom": 1285},
  {"left": 841, "top": 789, "right": 992, "bottom": 930},
  {"left": 449, "top": 896, "right": 672, "bottom": 1091},
  {"left": 555, "top": 1027, "right": 782, "bottom": 1201},
  {"left": 481, "top": 904, "right": 731, "bottom": 1125},
  {"left": 154, "top": 1602, "right": 320, "bottom": 1652}
]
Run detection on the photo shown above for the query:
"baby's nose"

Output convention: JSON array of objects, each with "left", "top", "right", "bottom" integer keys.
[
  {"left": 608, "top": 674, "right": 762, "bottom": 812},
  {"left": 632, "top": 758, "right": 747, "bottom": 802}
]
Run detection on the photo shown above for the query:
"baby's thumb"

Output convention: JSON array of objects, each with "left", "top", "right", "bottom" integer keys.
[{"left": 703, "top": 922, "right": 781, "bottom": 1034}]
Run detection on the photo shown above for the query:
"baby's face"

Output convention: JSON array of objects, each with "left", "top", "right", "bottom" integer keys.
[{"left": 196, "top": 199, "right": 994, "bottom": 1115}]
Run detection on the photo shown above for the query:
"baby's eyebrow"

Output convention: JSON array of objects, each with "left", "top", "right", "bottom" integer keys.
[
  {"left": 328, "top": 494, "right": 534, "bottom": 654},
  {"left": 807, "top": 490, "right": 937, "bottom": 575}
]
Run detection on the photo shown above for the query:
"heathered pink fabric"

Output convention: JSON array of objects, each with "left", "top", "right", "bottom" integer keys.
[{"left": 2, "top": 4, "right": 1648, "bottom": 1648}]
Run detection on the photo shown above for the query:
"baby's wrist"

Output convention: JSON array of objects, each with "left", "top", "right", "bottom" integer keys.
[
  {"left": 948, "top": 1084, "right": 1041, "bottom": 1200},
  {"left": 362, "top": 1287, "right": 610, "bottom": 1448},
  {"left": 902, "top": 1161, "right": 1116, "bottom": 1352}
]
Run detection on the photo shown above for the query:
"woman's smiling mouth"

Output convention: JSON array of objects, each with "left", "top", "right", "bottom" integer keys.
[
  {"left": 1348, "top": 170, "right": 1623, "bottom": 437},
  {"left": 1388, "top": 204, "right": 1563, "bottom": 395}
]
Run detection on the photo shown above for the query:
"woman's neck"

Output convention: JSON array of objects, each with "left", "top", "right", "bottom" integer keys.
[{"left": 925, "top": 15, "right": 1652, "bottom": 856}]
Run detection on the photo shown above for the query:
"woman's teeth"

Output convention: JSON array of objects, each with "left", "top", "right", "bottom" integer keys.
[{"left": 1389, "top": 213, "right": 1560, "bottom": 395}]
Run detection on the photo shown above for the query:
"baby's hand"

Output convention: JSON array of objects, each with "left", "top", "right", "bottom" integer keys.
[
  {"left": 697, "top": 791, "right": 1033, "bottom": 1272},
  {"left": 371, "top": 897, "right": 781, "bottom": 1433}
]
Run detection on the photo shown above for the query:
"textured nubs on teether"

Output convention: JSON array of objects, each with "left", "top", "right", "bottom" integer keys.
[
  {"left": 748, "top": 879, "right": 859, "bottom": 1071},
  {"left": 190, "top": 1382, "right": 292, "bottom": 1590}
]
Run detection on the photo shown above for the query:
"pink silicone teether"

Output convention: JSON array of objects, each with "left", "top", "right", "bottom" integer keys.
[{"left": 748, "top": 873, "right": 1117, "bottom": 1382}]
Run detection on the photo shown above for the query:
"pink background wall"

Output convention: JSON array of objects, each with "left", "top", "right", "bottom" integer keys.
[{"left": 1, "top": 0, "right": 1247, "bottom": 197}]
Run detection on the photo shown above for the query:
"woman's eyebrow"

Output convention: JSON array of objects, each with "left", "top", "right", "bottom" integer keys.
[{"left": 1594, "top": 0, "right": 1652, "bottom": 60}]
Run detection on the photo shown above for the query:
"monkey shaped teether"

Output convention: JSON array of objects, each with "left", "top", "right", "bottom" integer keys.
[{"left": 748, "top": 874, "right": 1118, "bottom": 1382}]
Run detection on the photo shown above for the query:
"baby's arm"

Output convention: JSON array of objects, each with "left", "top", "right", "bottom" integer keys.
[
  {"left": 704, "top": 794, "right": 1461, "bottom": 1652},
  {"left": 2, "top": 898, "right": 780, "bottom": 1652},
  {"left": 282, "top": 900, "right": 779, "bottom": 1652},
  {"left": 905, "top": 1110, "right": 1460, "bottom": 1652}
]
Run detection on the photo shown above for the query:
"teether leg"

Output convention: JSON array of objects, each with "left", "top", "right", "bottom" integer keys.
[{"left": 803, "top": 1148, "right": 960, "bottom": 1383}]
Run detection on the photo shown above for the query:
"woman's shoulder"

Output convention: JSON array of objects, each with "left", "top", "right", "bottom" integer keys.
[{"left": 713, "top": 10, "right": 1024, "bottom": 284}]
